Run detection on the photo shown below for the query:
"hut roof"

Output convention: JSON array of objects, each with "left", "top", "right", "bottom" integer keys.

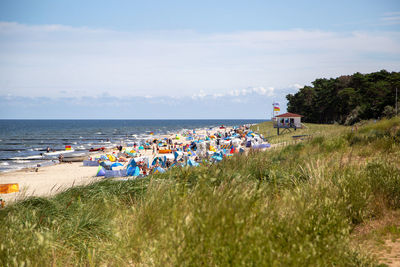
[{"left": 275, "top": 112, "right": 303, "bottom": 118}]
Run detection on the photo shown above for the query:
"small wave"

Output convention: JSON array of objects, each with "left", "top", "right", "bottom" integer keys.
[
  {"left": 96, "top": 132, "right": 102, "bottom": 135},
  {"left": 12, "top": 160, "right": 32, "bottom": 164},
  {"left": 0, "top": 166, "right": 24, "bottom": 173},
  {"left": 0, "top": 162, "right": 9, "bottom": 166}
]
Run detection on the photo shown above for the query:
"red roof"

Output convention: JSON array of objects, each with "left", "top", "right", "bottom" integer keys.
[{"left": 275, "top": 112, "right": 303, "bottom": 118}]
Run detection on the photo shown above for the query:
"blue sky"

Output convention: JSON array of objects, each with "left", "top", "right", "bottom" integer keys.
[{"left": 0, "top": 0, "right": 399, "bottom": 119}]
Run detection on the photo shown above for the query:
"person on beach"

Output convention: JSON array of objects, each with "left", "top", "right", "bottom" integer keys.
[{"left": 165, "top": 159, "right": 171, "bottom": 168}]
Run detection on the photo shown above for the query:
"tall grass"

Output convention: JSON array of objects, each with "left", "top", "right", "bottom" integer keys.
[
  {"left": 251, "top": 121, "right": 348, "bottom": 144},
  {"left": 1, "top": 116, "right": 400, "bottom": 266}
]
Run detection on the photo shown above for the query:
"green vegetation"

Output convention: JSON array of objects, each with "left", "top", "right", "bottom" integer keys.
[
  {"left": 286, "top": 70, "right": 400, "bottom": 124},
  {"left": 1, "top": 117, "right": 400, "bottom": 266},
  {"left": 251, "top": 121, "right": 347, "bottom": 144}
]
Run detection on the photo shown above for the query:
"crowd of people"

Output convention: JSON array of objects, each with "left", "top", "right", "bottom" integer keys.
[{"left": 91, "top": 124, "right": 269, "bottom": 178}]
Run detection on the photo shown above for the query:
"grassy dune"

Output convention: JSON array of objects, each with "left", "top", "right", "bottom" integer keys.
[
  {"left": 1, "top": 117, "right": 400, "bottom": 266},
  {"left": 251, "top": 120, "right": 348, "bottom": 144}
]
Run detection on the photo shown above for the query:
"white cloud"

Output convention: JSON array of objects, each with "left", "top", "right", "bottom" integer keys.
[
  {"left": 212, "top": 93, "right": 224, "bottom": 98},
  {"left": 0, "top": 22, "right": 399, "bottom": 100},
  {"left": 229, "top": 90, "right": 241, "bottom": 97},
  {"left": 251, "top": 87, "right": 274, "bottom": 96},
  {"left": 380, "top": 12, "right": 400, "bottom": 25},
  {"left": 191, "top": 89, "right": 207, "bottom": 99},
  {"left": 292, "top": 84, "right": 303, "bottom": 89}
]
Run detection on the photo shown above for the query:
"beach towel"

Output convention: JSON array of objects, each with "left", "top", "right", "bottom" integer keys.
[
  {"left": 83, "top": 160, "right": 100, "bottom": 166},
  {"left": 105, "top": 170, "right": 126, "bottom": 178},
  {"left": 0, "top": 183, "right": 19, "bottom": 194}
]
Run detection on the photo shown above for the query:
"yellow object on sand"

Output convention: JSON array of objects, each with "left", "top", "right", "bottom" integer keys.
[
  {"left": 0, "top": 183, "right": 19, "bottom": 194},
  {"left": 209, "top": 146, "right": 216, "bottom": 152},
  {"left": 107, "top": 154, "right": 117, "bottom": 162}
]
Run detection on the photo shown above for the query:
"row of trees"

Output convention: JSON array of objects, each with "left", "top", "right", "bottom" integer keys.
[{"left": 286, "top": 70, "right": 400, "bottom": 124}]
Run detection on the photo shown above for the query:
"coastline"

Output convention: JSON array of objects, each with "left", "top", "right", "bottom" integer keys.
[{"left": 0, "top": 125, "right": 255, "bottom": 203}]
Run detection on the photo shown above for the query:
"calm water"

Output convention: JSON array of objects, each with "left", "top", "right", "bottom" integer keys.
[{"left": 0, "top": 119, "right": 264, "bottom": 172}]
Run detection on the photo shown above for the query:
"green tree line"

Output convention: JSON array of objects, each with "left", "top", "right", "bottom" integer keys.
[{"left": 286, "top": 70, "right": 400, "bottom": 124}]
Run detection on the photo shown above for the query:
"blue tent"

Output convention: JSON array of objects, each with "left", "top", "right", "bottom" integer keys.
[
  {"left": 126, "top": 166, "right": 140, "bottom": 176},
  {"left": 96, "top": 166, "right": 106, "bottom": 176},
  {"left": 127, "top": 158, "right": 137, "bottom": 168},
  {"left": 111, "top": 162, "right": 124, "bottom": 169},
  {"left": 246, "top": 140, "right": 252, "bottom": 147},
  {"left": 100, "top": 161, "right": 112, "bottom": 170},
  {"left": 152, "top": 157, "right": 164, "bottom": 167},
  {"left": 211, "top": 155, "right": 223, "bottom": 162},
  {"left": 187, "top": 159, "right": 199, "bottom": 167},
  {"left": 174, "top": 151, "right": 183, "bottom": 160},
  {"left": 153, "top": 166, "right": 166, "bottom": 174}
]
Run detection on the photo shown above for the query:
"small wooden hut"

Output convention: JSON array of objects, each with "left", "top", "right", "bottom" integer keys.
[{"left": 273, "top": 112, "right": 303, "bottom": 134}]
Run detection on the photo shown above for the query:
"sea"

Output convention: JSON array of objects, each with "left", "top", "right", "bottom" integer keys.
[{"left": 0, "top": 119, "right": 264, "bottom": 172}]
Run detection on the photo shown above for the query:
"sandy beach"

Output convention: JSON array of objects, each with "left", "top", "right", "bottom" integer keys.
[
  {"left": 0, "top": 162, "right": 103, "bottom": 202},
  {"left": 0, "top": 125, "right": 247, "bottom": 203}
]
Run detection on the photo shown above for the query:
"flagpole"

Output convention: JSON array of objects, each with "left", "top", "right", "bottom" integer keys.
[{"left": 272, "top": 100, "right": 275, "bottom": 121}]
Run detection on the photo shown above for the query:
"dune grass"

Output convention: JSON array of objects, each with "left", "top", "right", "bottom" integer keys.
[
  {"left": 251, "top": 121, "right": 348, "bottom": 144},
  {"left": 1, "top": 117, "right": 400, "bottom": 266}
]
